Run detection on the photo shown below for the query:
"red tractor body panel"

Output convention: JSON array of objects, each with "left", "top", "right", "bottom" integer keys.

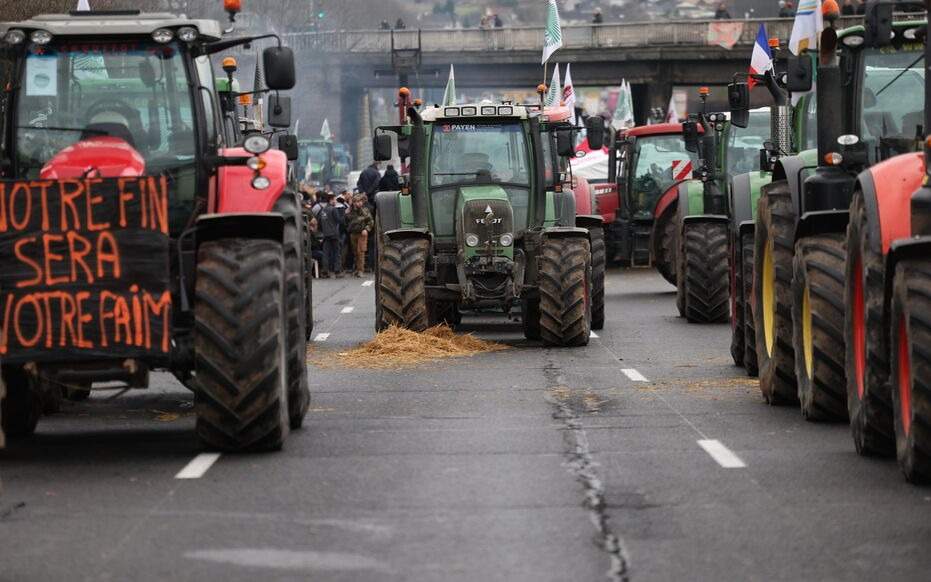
[
  {"left": 591, "top": 181, "right": 618, "bottom": 224},
  {"left": 40, "top": 137, "right": 146, "bottom": 179},
  {"left": 572, "top": 176, "right": 594, "bottom": 215},
  {"left": 216, "top": 148, "right": 288, "bottom": 214},
  {"left": 869, "top": 152, "right": 923, "bottom": 254}
]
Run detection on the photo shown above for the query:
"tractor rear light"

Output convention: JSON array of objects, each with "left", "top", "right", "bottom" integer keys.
[
  {"left": 29, "top": 30, "right": 52, "bottom": 45},
  {"left": 825, "top": 152, "right": 843, "bottom": 166},
  {"left": 499, "top": 233, "right": 514, "bottom": 247},
  {"left": 178, "top": 27, "right": 199, "bottom": 42},
  {"left": 465, "top": 234, "right": 480, "bottom": 247},
  {"left": 152, "top": 28, "right": 174, "bottom": 43},
  {"left": 252, "top": 175, "right": 271, "bottom": 190},
  {"left": 246, "top": 156, "right": 266, "bottom": 171},
  {"left": 244, "top": 135, "right": 271, "bottom": 154},
  {"left": 4, "top": 30, "right": 25, "bottom": 45}
]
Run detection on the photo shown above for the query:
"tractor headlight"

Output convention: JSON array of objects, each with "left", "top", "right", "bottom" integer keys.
[
  {"left": 244, "top": 135, "right": 271, "bottom": 155},
  {"left": 29, "top": 30, "right": 52, "bottom": 45},
  {"left": 177, "top": 27, "right": 199, "bottom": 42},
  {"left": 4, "top": 30, "right": 25, "bottom": 45},
  {"left": 152, "top": 28, "right": 174, "bottom": 44},
  {"left": 246, "top": 156, "right": 266, "bottom": 171},
  {"left": 465, "top": 234, "right": 480, "bottom": 247},
  {"left": 499, "top": 233, "right": 514, "bottom": 247},
  {"left": 252, "top": 175, "right": 271, "bottom": 190}
]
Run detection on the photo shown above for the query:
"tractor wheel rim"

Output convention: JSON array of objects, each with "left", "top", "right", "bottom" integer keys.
[
  {"left": 853, "top": 258, "right": 867, "bottom": 399},
  {"left": 898, "top": 314, "right": 912, "bottom": 437},
  {"left": 762, "top": 237, "right": 776, "bottom": 357},
  {"left": 802, "top": 284, "right": 814, "bottom": 380}
]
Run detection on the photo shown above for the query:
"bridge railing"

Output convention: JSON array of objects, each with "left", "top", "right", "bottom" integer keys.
[{"left": 281, "top": 16, "right": 874, "bottom": 54}]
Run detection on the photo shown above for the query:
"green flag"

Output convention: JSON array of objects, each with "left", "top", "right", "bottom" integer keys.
[
  {"left": 544, "top": 65, "right": 561, "bottom": 107},
  {"left": 442, "top": 64, "right": 456, "bottom": 106},
  {"left": 542, "top": 0, "right": 563, "bottom": 64}
]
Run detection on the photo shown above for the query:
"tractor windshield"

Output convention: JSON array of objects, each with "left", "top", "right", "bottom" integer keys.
[
  {"left": 15, "top": 40, "right": 196, "bottom": 178},
  {"left": 728, "top": 110, "right": 770, "bottom": 176},
  {"left": 860, "top": 47, "right": 925, "bottom": 163},
  {"left": 429, "top": 121, "right": 531, "bottom": 236},
  {"left": 627, "top": 134, "right": 698, "bottom": 217}
]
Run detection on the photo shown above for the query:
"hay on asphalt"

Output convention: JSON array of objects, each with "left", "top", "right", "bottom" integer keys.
[{"left": 314, "top": 325, "right": 508, "bottom": 369}]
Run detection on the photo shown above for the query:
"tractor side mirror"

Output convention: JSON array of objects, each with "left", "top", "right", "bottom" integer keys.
[
  {"left": 278, "top": 134, "right": 299, "bottom": 161},
  {"left": 556, "top": 130, "right": 575, "bottom": 157},
  {"left": 728, "top": 82, "right": 750, "bottom": 129},
  {"left": 397, "top": 135, "right": 410, "bottom": 159},
  {"left": 682, "top": 120, "right": 700, "bottom": 153},
  {"left": 864, "top": 2, "right": 894, "bottom": 48},
  {"left": 267, "top": 94, "right": 291, "bottom": 128},
  {"left": 586, "top": 116, "right": 606, "bottom": 150},
  {"left": 374, "top": 133, "right": 393, "bottom": 162},
  {"left": 786, "top": 56, "right": 813, "bottom": 93},
  {"left": 263, "top": 46, "right": 296, "bottom": 90}
]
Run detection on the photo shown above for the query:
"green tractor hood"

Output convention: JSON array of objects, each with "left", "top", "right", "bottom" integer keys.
[{"left": 457, "top": 185, "right": 515, "bottom": 260}]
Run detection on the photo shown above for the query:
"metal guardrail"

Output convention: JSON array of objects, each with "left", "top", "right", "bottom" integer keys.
[{"left": 280, "top": 16, "right": 871, "bottom": 54}]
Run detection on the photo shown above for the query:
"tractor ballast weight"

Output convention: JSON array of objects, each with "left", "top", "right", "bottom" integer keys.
[{"left": 0, "top": 7, "right": 311, "bottom": 451}]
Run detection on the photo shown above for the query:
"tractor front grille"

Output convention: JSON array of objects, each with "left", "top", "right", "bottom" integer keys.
[{"left": 461, "top": 199, "right": 513, "bottom": 255}]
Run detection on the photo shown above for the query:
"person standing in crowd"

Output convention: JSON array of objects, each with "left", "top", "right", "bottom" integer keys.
[
  {"left": 395, "top": 18, "right": 406, "bottom": 30},
  {"left": 347, "top": 194, "right": 375, "bottom": 277},
  {"left": 493, "top": 13, "right": 503, "bottom": 28},
  {"left": 778, "top": 1, "right": 795, "bottom": 17},
  {"left": 357, "top": 160, "right": 381, "bottom": 206},
  {"left": 841, "top": 0, "right": 856, "bottom": 15},
  {"left": 714, "top": 2, "right": 731, "bottom": 19},
  {"left": 592, "top": 7, "right": 603, "bottom": 24},
  {"left": 379, "top": 164, "right": 401, "bottom": 192},
  {"left": 318, "top": 192, "right": 345, "bottom": 278}
]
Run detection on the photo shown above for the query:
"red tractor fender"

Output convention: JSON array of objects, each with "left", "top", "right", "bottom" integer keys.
[
  {"left": 653, "top": 182, "right": 681, "bottom": 224},
  {"left": 859, "top": 152, "right": 923, "bottom": 256},
  {"left": 216, "top": 147, "right": 288, "bottom": 214},
  {"left": 590, "top": 182, "right": 618, "bottom": 224},
  {"left": 572, "top": 175, "right": 594, "bottom": 215},
  {"left": 40, "top": 137, "right": 145, "bottom": 179}
]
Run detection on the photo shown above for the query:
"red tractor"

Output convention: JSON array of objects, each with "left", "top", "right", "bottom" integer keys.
[
  {"left": 600, "top": 123, "right": 700, "bottom": 284},
  {"left": 0, "top": 5, "right": 311, "bottom": 451}
]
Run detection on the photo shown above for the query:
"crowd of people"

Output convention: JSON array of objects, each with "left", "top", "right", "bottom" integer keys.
[{"left": 300, "top": 162, "right": 402, "bottom": 279}]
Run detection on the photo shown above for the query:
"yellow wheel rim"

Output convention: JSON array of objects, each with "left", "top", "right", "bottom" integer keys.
[
  {"left": 762, "top": 237, "right": 776, "bottom": 357},
  {"left": 802, "top": 284, "right": 814, "bottom": 379}
]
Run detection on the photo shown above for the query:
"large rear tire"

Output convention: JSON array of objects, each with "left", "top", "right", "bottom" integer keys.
[
  {"left": 0, "top": 366, "right": 40, "bottom": 439},
  {"left": 194, "top": 238, "right": 290, "bottom": 452},
  {"left": 275, "top": 193, "right": 310, "bottom": 429},
  {"left": 891, "top": 259, "right": 931, "bottom": 483},
  {"left": 378, "top": 237, "right": 429, "bottom": 331},
  {"left": 845, "top": 193, "right": 895, "bottom": 455},
  {"left": 590, "top": 226, "right": 606, "bottom": 330},
  {"left": 791, "top": 234, "right": 849, "bottom": 422},
  {"left": 742, "top": 234, "right": 759, "bottom": 377},
  {"left": 753, "top": 182, "right": 798, "bottom": 405},
  {"left": 538, "top": 237, "right": 592, "bottom": 347},
  {"left": 681, "top": 220, "right": 730, "bottom": 323},
  {"left": 654, "top": 204, "right": 678, "bottom": 286}
]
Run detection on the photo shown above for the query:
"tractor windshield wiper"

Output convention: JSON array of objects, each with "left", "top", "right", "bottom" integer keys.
[
  {"left": 875, "top": 54, "right": 924, "bottom": 97},
  {"left": 15, "top": 125, "right": 107, "bottom": 135}
]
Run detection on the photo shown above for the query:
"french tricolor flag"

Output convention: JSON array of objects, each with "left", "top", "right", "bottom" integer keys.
[{"left": 748, "top": 23, "right": 773, "bottom": 90}]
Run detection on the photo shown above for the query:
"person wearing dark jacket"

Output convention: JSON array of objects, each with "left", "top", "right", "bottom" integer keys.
[
  {"left": 317, "top": 192, "right": 345, "bottom": 278},
  {"left": 378, "top": 164, "right": 401, "bottom": 192},
  {"left": 714, "top": 2, "right": 731, "bottom": 18},
  {"left": 357, "top": 161, "right": 381, "bottom": 205}
]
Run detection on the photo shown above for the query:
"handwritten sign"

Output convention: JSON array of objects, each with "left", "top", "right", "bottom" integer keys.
[{"left": 0, "top": 177, "right": 172, "bottom": 363}]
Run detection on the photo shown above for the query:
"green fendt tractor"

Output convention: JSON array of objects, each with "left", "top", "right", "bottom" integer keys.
[{"left": 371, "top": 101, "right": 605, "bottom": 346}]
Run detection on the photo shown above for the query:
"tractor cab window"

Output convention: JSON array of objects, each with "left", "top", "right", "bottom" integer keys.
[
  {"left": 727, "top": 110, "right": 769, "bottom": 176},
  {"left": 429, "top": 122, "right": 531, "bottom": 235},
  {"left": 15, "top": 40, "right": 197, "bottom": 232},
  {"left": 860, "top": 46, "right": 925, "bottom": 163},
  {"left": 627, "top": 134, "right": 699, "bottom": 217}
]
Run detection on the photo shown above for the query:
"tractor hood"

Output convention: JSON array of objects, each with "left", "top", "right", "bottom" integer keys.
[{"left": 457, "top": 184, "right": 515, "bottom": 260}]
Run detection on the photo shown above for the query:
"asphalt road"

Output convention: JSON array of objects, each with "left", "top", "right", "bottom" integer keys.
[{"left": 2, "top": 268, "right": 931, "bottom": 581}]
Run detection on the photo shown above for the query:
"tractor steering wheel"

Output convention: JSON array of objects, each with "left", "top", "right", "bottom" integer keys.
[{"left": 84, "top": 98, "right": 146, "bottom": 145}]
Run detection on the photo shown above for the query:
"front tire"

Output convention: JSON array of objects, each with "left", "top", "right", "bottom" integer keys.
[
  {"left": 742, "top": 234, "right": 759, "bottom": 377},
  {"left": 791, "top": 235, "right": 848, "bottom": 422},
  {"left": 0, "top": 366, "right": 41, "bottom": 439},
  {"left": 891, "top": 260, "right": 931, "bottom": 483},
  {"left": 654, "top": 204, "right": 678, "bottom": 286},
  {"left": 538, "top": 237, "right": 592, "bottom": 347},
  {"left": 590, "top": 226, "right": 606, "bottom": 330},
  {"left": 680, "top": 220, "right": 730, "bottom": 323},
  {"left": 194, "top": 238, "right": 290, "bottom": 452},
  {"left": 730, "top": 231, "right": 745, "bottom": 367},
  {"left": 753, "top": 182, "right": 798, "bottom": 405},
  {"left": 378, "top": 237, "right": 429, "bottom": 331}
]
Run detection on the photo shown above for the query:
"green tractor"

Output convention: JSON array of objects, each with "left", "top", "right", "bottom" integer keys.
[
  {"left": 750, "top": 9, "right": 925, "bottom": 420},
  {"left": 727, "top": 55, "right": 819, "bottom": 376},
  {"left": 371, "top": 102, "right": 605, "bottom": 346}
]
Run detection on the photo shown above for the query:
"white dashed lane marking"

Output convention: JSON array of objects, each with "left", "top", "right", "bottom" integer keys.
[
  {"left": 341, "top": 306, "right": 355, "bottom": 314},
  {"left": 621, "top": 368, "right": 648, "bottom": 382},
  {"left": 697, "top": 439, "right": 747, "bottom": 468},
  {"left": 175, "top": 453, "right": 222, "bottom": 479},
  {"left": 314, "top": 333, "right": 330, "bottom": 342},
  {"left": 361, "top": 280, "right": 374, "bottom": 287}
]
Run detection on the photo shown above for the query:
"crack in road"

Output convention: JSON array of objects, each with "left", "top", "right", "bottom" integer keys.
[{"left": 543, "top": 361, "right": 630, "bottom": 582}]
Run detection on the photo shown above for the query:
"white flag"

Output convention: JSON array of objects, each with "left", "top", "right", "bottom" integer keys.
[
  {"left": 788, "top": 0, "right": 823, "bottom": 55},
  {"left": 612, "top": 80, "right": 635, "bottom": 130},
  {"left": 544, "top": 65, "right": 561, "bottom": 107},
  {"left": 320, "top": 118, "right": 332, "bottom": 141},
  {"left": 442, "top": 64, "right": 456, "bottom": 106},
  {"left": 77, "top": 0, "right": 91, "bottom": 10},
  {"left": 542, "top": 0, "right": 563, "bottom": 65},
  {"left": 665, "top": 93, "right": 679, "bottom": 124},
  {"left": 562, "top": 63, "right": 576, "bottom": 124}
]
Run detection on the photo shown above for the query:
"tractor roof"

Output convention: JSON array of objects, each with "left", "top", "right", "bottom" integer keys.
[
  {"left": 420, "top": 103, "right": 531, "bottom": 123},
  {"left": 0, "top": 12, "right": 222, "bottom": 41}
]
